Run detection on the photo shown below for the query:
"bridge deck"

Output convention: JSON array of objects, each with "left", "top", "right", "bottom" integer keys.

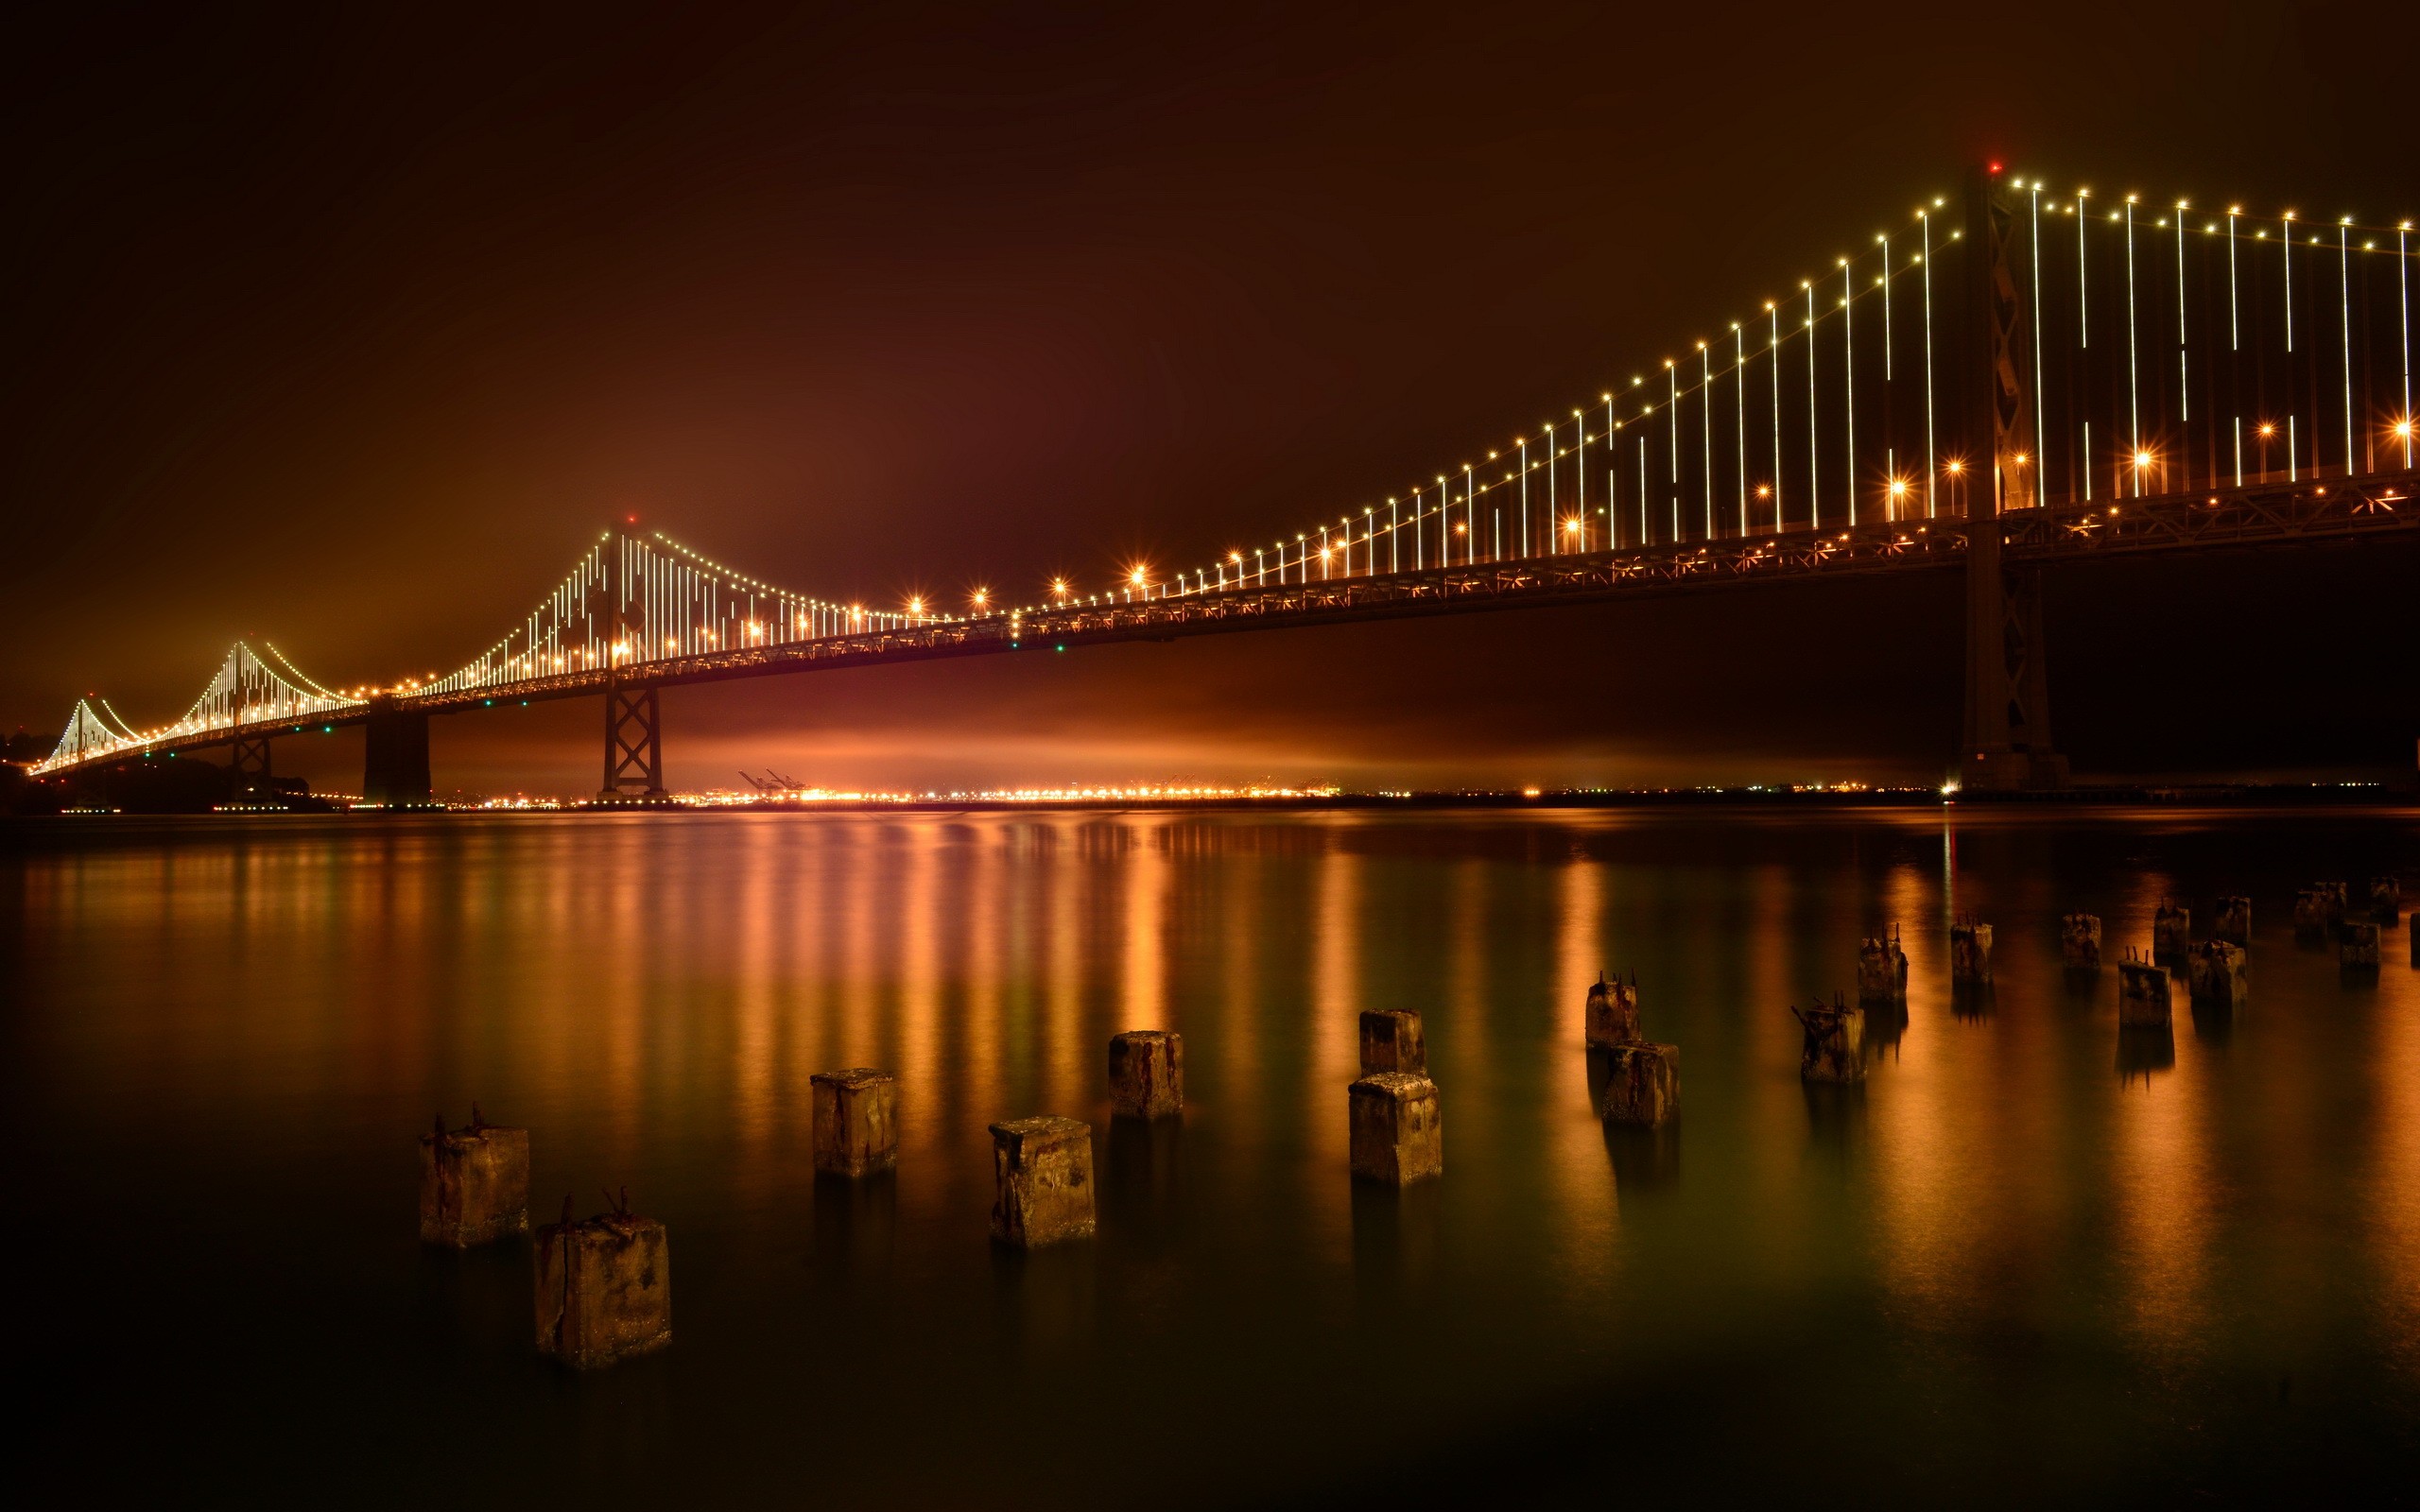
[
  {"left": 406, "top": 470, "right": 2417, "bottom": 708},
  {"left": 36, "top": 471, "right": 2415, "bottom": 775}
]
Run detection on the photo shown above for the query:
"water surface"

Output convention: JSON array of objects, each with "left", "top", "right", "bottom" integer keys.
[{"left": 7, "top": 806, "right": 2416, "bottom": 1504}]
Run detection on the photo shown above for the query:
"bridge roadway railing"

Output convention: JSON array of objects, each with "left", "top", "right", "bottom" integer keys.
[
  {"left": 2001, "top": 470, "right": 2413, "bottom": 559},
  {"left": 402, "top": 466, "right": 2414, "bottom": 711}
]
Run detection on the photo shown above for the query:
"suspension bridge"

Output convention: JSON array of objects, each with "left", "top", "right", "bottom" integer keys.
[{"left": 29, "top": 166, "right": 2417, "bottom": 802}]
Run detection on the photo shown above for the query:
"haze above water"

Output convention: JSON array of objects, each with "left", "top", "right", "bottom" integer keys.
[{"left": 7, "top": 807, "right": 2416, "bottom": 1504}]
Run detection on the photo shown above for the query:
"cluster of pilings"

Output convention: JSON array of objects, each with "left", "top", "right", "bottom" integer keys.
[
  {"left": 1954, "top": 875, "right": 2406, "bottom": 1076},
  {"left": 2303, "top": 876, "right": 2403, "bottom": 969},
  {"left": 1791, "top": 921, "right": 1923, "bottom": 1084},
  {"left": 416, "top": 1107, "right": 673, "bottom": 1371},
  {"left": 406, "top": 1029, "right": 1193, "bottom": 1368},
  {"left": 1808, "top": 875, "right": 2408, "bottom": 1088},
  {"left": 1349, "top": 1011, "right": 1443, "bottom": 1183},
  {"left": 409, "top": 994, "right": 1610, "bottom": 1367},
  {"left": 1582, "top": 975, "right": 1680, "bottom": 1128},
  {"left": 413, "top": 872, "right": 2405, "bottom": 1368},
  {"left": 2290, "top": 877, "right": 2404, "bottom": 955}
]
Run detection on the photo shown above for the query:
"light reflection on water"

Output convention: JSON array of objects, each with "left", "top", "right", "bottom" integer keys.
[{"left": 6, "top": 805, "right": 2418, "bottom": 1503}]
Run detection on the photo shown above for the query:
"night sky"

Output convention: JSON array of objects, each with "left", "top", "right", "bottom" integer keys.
[{"left": 7, "top": 4, "right": 2414, "bottom": 796}]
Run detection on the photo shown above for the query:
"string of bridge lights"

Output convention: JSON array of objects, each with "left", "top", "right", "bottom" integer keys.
[
  {"left": 1015, "top": 210, "right": 1965, "bottom": 613},
  {"left": 42, "top": 642, "right": 363, "bottom": 769},
  {"left": 416, "top": 529, "right": 984, "bottom": 702},
  {"left": 649, "top": 531, "right": 972, "bottom": 631},
  {"left": 418, "top": 539, "right": 614, "bottom": 696},
  {"left": 257, "top": 640, "right": 353, "bottom": 703},
  {"left": 95, "top": 698, "right": 144, "bottom": 740},
  {"left": 2043, "top": 189, "right": 2414, "bottom": 497},
  {"left": 1045, "top": 175, "right": 2411, "bottom": 613}
]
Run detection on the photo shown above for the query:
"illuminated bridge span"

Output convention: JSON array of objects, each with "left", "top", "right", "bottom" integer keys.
[{"left": 33, "top": 166, "right": 2418, "bottom": 799}]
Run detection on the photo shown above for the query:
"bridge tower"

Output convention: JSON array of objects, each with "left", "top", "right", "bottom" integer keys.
[
  {"left": 599, "top": 530, "right": 667, "bottom": 801},
  {"left": 1958, "top": 165, "right": 2066, "bottom": 792}
]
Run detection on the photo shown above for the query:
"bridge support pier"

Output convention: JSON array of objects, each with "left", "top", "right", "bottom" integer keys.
[
  {"left": 363, "top": 697, "right": 433, "bottom": 807},
  {"left": 229, "top": 732, "right": 283, "bottom": 805},
  {"left": 231, "top": 734, "right": 271, "bottom": 782},
  {"left": 600, "top": 681, "right": 666, "bottom": 801},
  {"left": 1959, "top": 558, "right": 2066, "bottom": 791}
]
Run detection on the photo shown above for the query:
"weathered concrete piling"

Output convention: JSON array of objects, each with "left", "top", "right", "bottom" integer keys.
[
  {"left": 1583, "top": 975, "right": 1641, "bottom": 1048},
  {"left": 535, "top": 1193, "right": 671, "bottom": 1368},
  {"left": 2374, "top": 876, "right": 2402, "bottom": 927},
  {"left": 1358, "top": 1009, "right": 1426, "bottom": 1074},
  {"left": 1950, "top": 919, "right": 1995, "bottom": 984},
  {"left": 2152, "top": 902, "right": 2190, "bottom": 963},
  {"left": 2213, "top": 895, "right": 2252, "bottom": 946},
  {"left": 2118, "top": 953, "right": 2173, "bottom": 1028},
  {"left": 2188, "top": 940, "right": 2249, "bottom": 1014},
  {"left": 2295, "top": 883, "right": 2347, "bottom": 936},
  {"left": 1348, "top": 1074, "right": 1443, "bottom": 1183},
  {"left": 1791, "top": 997, "right": 1865, "bottom": 1082},
  {"left": 2341, "top": 920, "right": 2381, "bottom": 969},
  {"left": 2291, "top": 887, "right": 2322, "bottom": 934},
  {"left": 1108, "top": 1031, "right": 1184, "bottom": 1119},
  {"left": 1858, "top": 928, "right": 1909, "bottom": 1004},
  {"left": 989, "top": 1117, "right": 1096, "bottom": 1247},
  {"left": 811, "top": 1068, "right": 900, "bottom": 1177},
  {"left": 418, "top": 1107, "right": 529, "bottom": 1247},
  {"left": 1594, "top": 1043, "right": 1680, "bottom": 1127},
  {"left": 1582, "top": 975, "right": 1679, "bottom": 1126},
  {"left": 2061, "top": 913, "right": 2103, "bottom": 971}
]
